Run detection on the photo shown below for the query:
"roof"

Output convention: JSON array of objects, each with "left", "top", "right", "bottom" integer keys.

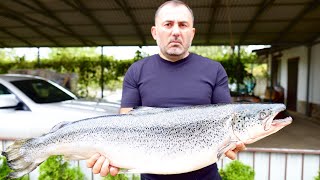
[{"left": 0, "top": 0, "right": 319, "bottom": 47}]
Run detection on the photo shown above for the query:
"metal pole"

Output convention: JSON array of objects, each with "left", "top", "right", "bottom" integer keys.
[
  {"left": 100, "top": 46, "right": 104, "bottom": 99},
  {"left": 267, "top": 50, "right": 273, "bottom": 102},
  {"left": 37, "top": 47, "right": 40, "bottom": 66},
  {"left": 270, "top": 57, "right": 273, "bottom": 103},
  {"left": 237, "top": 45, "right": 241, "bottom": 94},
  {"left": 306, "top": 45, "right": 311, "bottom": 116}
]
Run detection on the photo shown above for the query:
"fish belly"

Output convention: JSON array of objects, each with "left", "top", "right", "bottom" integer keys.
[{"left": 102, "top": 145, "right": 220, "bottom": 174}]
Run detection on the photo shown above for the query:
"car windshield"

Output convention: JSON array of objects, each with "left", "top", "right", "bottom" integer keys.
[{"left": 11, "top": 79, "right": 75, "bottom": 103}]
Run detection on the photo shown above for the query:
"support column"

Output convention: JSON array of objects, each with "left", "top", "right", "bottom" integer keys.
[
  {"left": 267, "top": 50, "right": 273, "bottom": 102},
  {"left": 306, "top": 45, "right": 311, "bottom": 116},
  {"left": 100, "top": 46, "right": 104, "bottom": 99},
  {"left": 37, "top": 47, "right": 40, "bottom": 66},
  {"left": 236, "top": 45, "right": 241, "bottom": 94}
]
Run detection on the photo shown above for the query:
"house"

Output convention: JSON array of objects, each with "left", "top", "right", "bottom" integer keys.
[{"left": 254, "top": 39, "right": 320, "bottom": 123}]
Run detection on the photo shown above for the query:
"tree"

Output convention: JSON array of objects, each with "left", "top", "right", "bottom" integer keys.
[
  {"left": 0, "top": 48, "right": 18, "bottom": 61},
  {"left": 48, "top": 47, "right": 100, "bottom": 59},
  {"left": 190, "top": 46, "right": 260, "bottom": 94},
  {"left": 189, "top": 46, "right": 233, "bottom": 60}
]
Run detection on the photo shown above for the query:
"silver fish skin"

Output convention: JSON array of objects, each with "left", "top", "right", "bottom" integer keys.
[{"left": 1, "top": 103, "right": 292, "bottom": 178}]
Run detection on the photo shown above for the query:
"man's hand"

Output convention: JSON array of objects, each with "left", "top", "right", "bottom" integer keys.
[
  {"left": 87, "top": 108, "right": 132, "bottom": 176},
  {"left": 225, "top": 142, "right": 246, "bottom": 160},
  {"left": 86, "top": 153, "right": 119, "bottom": 177}
]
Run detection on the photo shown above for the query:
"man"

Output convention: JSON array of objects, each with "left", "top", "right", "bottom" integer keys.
[{"left": 87, "top": 0, "right": 245, "bottom": 179}]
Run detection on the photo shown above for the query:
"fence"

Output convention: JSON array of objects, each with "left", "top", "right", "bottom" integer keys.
[
  {"left": 1, "top": 140, "right": 319, "bottom": 180},
  {"left": 218, "top": 147, "right": 320, "bottom": 180}
]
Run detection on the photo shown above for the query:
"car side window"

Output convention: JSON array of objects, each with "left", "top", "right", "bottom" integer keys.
[
  {"left": 0, "top": 83, "right": 29, "bottom": 111},
  {"left": 0, "top": 83, "right": 11, "bottom": 95}
]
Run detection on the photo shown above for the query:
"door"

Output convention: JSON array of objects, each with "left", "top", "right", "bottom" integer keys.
[
  {"left": 287, "top": 58, "right": 299, "bottom": 111},
  {"left": 271, "top": 56, "right": 280, "bottom": 86}
]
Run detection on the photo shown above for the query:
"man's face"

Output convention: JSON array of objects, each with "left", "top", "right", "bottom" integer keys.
[{"left": 151, "top": 4, "right": 195, "bottom": 61}]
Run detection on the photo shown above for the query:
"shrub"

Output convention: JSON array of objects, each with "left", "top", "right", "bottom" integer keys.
[
  {"left": 0, "top": 57, "right": 134, "bottom": 97},
  {"left": 0, "top": 155, "right": 29, "bottom": 180},
  {"left": 132, "top": 174, "right": 140, "bottom": 180},
  {"left": 219, "top": 160, "right": 255, "bottom": 180},
  {"left": 102, "top": 173, "right": 140, "bottom": 180},
  {"left": 103, "top": 174, "right": 128, "bottom": 180},
  {"left": 38, "top": 155, "right": 84, "bottom": 180},
  {"left": 315, "top": 169, "right": 320, "bottom": 180},
  {"left": 0, "top": 155, "right": 11, "bottom": 179}
]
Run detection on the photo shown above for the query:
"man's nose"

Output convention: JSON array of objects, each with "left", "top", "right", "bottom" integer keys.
[{"left": 172, "top": 24, "right": 181, "bottom": 36}]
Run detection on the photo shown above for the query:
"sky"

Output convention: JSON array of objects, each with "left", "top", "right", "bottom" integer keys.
[
  {"left": 14, "top": 45, "right": 268, "bottom": 60},
  {"left": 14, "top": 46, "right": 159, "bottom": 60}
]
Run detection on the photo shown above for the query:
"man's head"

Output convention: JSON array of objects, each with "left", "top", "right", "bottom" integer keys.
[{"left": 151, "top": 0, "right": 195, "bottom": 61}]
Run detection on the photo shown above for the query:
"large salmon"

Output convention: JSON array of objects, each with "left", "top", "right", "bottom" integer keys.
[{"left": 1, "top": 103, "right": 292, "bottom": 178}]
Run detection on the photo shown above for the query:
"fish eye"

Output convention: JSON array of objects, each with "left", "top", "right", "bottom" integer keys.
[{"left": 259, "top": 111, "right": 269, "bottom": 120}]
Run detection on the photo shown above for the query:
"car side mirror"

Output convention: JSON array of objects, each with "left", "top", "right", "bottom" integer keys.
[{"left": 0, "top": 94, "right": 19, "bottom": 108}]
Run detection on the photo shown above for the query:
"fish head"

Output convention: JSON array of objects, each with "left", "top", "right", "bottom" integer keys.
[{"left": 232, "top": 103, "right": 292, "bottom": 144}]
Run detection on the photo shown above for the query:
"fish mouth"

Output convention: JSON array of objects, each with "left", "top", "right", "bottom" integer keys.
[
  {"left": 264, "top": 109, "right": 292, "bottom": 131},
  {"left": 271, "top": 110, "right": 293, "bottom": 126}
]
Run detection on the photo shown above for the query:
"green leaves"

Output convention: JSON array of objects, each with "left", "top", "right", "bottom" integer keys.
[
  {"left": 102, "top": 173, "right": 140, "bottom": 180},
  {"left": 315, "top": 169, "right": 320, "bottom": 180},
  {"left": 0, "top": 56, "right": 134, "bottom": 97},
  {"left": 0, "top": 155, "right": 29, "bottom": 180},
  {"left": 38, "top": 155, "right": 84, "bottom": 180},
  {"left": 219, "top": 160, "right": 255, "bottom": 180},
  {"left": 0, "top": 156, "right": 11, "bottom": 179},
  {"left": 103, "top": 174, "right": 128, "bottom": 180}
]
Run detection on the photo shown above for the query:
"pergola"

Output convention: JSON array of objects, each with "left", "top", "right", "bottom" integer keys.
[{"left": 0, "top": 0, "right": 319, "bottom": 48}]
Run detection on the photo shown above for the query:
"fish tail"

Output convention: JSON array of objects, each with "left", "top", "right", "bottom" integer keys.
[{"left": 1, "top": 139, "right": 42, "bottom": 179}]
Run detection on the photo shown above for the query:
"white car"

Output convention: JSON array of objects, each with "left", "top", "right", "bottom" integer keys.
[{"left": 0, "top": 74, "right": 120, "bottom": 139}]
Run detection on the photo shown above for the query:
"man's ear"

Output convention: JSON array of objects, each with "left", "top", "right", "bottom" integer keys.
[
  {"left": 151, "top": 26, "right": 157, "bottom": 40},
  {"left": 191, "top": 27, "right": 196, "bottom": 40}
]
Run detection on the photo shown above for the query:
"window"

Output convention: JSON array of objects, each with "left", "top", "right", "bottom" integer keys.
[
  {"left": 0, "top": 84, "right": 11, "bottom": 95},
  {"left": 11, "top": 79, "right": 75, "bottom": 103}
]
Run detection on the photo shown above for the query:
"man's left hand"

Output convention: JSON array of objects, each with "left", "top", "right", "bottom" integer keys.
[{"left": 225, "top": 142, "right": 246, "bottom": 160}]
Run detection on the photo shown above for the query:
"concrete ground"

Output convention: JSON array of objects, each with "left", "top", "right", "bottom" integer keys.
[{"left": 248, "top": 111, "right": 320, "bottom": 150}]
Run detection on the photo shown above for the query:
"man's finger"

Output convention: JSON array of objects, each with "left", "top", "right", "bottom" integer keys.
[
  {"left": 100, "top": 158, "right": 110, "bottom": 177},
  {"left": 225, "top": 150, "right": 237, "bottom": 160},
  {"left": 92, "top": 156, "right": 106, "bottom": 174},
  {"left": 235, "top": 142, "right": 246, "bottom": 152},
  {"left": 109, "top": 166, "right": 120, "bottom": 176},
  {"left": 86, "top": 153, "right": 101, "bottom": 168}
]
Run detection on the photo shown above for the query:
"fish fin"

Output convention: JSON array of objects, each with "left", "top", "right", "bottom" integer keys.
[
  {"left": 49, "top": 121, "right": 71, "bottom": 133},
  {"left": 217, "top": 141, "right": 238, "bottom": 160},
  {"left": 6, "top": 162, "right": 40, "bottom": 179},
  {"left": 2, "top": 139, "right": 43, "bottom": 179},
  {"left": 129, "top": 106, "right": 168, "bottom": 115}
]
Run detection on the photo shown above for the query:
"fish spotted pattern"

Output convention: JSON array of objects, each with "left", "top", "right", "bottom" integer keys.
[{"left": 1, "top": 103, "right": 292, "bottom": 179}]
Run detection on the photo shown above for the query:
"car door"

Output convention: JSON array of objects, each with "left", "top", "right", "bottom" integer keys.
[{"left": 0, "top": 83, "right": 39, "bottom": 139}]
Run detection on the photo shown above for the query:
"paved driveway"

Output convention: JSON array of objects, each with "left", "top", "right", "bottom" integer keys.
[{"left": 248, "top": 111, "right": 320, "bottom": 150}]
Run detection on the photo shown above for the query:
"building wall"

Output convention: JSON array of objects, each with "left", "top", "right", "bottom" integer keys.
[
  {"left": 279, "top": 46, "right": 308, "bottom": 103},
  {"left": 276, "top": 43, "right": 320, "bottom": 120},
  {"left": 310, "top": 42, "right": 320, "bottom": 104},
  {"left": 310, "top": 42, "right": 320, "bottom": 120}
]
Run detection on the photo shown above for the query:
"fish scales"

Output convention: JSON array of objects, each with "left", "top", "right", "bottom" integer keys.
[
  {"left": 48, "top": 105, "right": 230, "bottom": 154},
  {"left": 1, "top": 103, "right": 292, "bottom": 179}
]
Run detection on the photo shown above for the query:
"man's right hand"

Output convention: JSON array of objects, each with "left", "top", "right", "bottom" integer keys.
[
  {"left": 86, "top": 153, "right": 119, "bottom": 177},
  {"left": 87, "top": 108, "right": 132, "bottom": 176}
]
